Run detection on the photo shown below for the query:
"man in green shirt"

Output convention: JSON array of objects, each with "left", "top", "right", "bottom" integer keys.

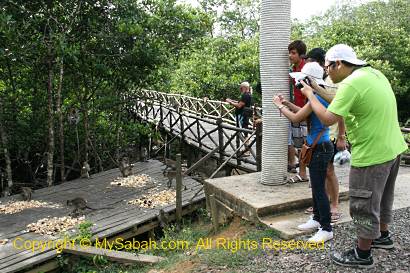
[{"left": 300, "top": 44, "right": 407, "bottom": 269}]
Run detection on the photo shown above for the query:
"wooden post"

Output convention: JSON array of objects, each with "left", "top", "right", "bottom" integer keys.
[
  {"left": 209, "top": 194, "right": 219, "bottom": 232},
  {"left": 219, "top": 101, "right": 223, "bottom": 118},
  {"left": 204, "top": 184, "right": 211, "bottom": 212},
  {"left": 176, "top": 153, "right": 182, "bottom": 223},
  {"left": 216, "top": 118, "right": 224, "bottom": 166},
  {"left": 144, "top": 96, "right": 148, "bottom": 119},
  {"left": 197, "top": 120, "right": 201, "bottom": 148},
  {"left": 256, "top": 120, "right": 262, "bottom": 172},
  {"left": 236, "top": 131, "right": 241, "bottom": 166},
  {"left": 164, "top": 134, "right": 169, "bottom": 159},
  {"left": 180, "top": 112, "right": 184, "bottom": 155},
  {"left": 159, "top": 101, "right": 163, "bottom": 127},
  {"left": 186, "top": 143, "right": 193, "bottom": 168},
  {"left": 169, "top": 102, "right": 173, "bottom": 133}
]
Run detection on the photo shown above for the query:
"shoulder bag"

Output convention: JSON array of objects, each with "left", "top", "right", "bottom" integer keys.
[{"left": 299, "top": 128, "right": 326, "bottom": 166}]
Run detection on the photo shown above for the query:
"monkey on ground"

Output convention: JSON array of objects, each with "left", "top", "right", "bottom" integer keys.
[
  {"left": 80, "top": 161, "right": 91, "bottom": 179},
  {"left": 21, "top": 187, "right": 34, "bottom": 201},
  {"left": 66, "top": 197, "right": 113, "bottom": 216},
  {"left": 119, "top": 157, "right": 133, "bottom": 177}
]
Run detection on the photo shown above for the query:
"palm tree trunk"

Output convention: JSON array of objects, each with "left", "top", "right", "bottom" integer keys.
[{"left": 259, "top": 0, "right": 291, "bottom": 185}]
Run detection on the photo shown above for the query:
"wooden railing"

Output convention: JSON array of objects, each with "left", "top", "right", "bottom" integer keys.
[
  {"left": 130, "top": 90, "right": 263, "bottom": 172},
  {"left": 136, "top": 89, "right": 262, "bottom": 127}
]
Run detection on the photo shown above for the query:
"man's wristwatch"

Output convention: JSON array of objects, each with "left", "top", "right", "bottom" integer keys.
[{"left": 278, "top": 105, "right": 285, "bottom": 110}]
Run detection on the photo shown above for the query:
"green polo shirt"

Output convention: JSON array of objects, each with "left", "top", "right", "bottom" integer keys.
[{"left": 328, "top": 66, "right": 407, "bottom": 167}]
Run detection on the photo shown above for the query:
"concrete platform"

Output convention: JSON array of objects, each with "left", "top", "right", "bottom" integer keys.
[{"left": 204, "top": 165, "right": 410, "bottom": 239}]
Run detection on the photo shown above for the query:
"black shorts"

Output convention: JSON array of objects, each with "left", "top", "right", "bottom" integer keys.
[{"left": 329, "top": 139, "right": 338, "bottom": 163}]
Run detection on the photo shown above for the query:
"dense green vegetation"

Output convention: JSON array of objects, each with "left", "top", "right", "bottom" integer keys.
[{"left": 0, "top": 0, "right": 409, "bottom": 192}]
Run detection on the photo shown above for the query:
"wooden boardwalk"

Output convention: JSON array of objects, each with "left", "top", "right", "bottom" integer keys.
[{"left": 0, "top": 159, "right": 204, "bottom": 273}]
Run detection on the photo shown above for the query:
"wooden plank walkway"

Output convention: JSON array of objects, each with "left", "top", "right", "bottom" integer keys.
[{"left": 0, "top": 159, "right": 204, "bottom": 273}]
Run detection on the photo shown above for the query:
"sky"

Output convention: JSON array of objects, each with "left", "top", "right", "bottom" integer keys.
[{"left": 178, "top": 0, "right": 375, "bottom": 22}]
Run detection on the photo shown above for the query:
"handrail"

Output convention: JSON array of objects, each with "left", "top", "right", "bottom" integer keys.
[{"left": 135, "top": 89, "right": 261, "bottom": 127}]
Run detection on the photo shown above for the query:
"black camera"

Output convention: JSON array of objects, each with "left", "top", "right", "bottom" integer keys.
[{"left": 295, "top": 77, "right": 311, "bottom": 89}]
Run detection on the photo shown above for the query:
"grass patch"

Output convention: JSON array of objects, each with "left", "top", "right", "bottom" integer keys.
[
  {"left": 62, "top": 209, "right": 212, "bottom": 273},
  {"left": 58, "top": 210, "right": 279, "bottom": 273}
]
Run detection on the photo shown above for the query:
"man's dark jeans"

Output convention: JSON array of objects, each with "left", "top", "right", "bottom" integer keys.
[
  {"left": 236, "top": 114, "right": 249, "bottom": 137},
  {"left": 309, "top": 141, "right": 334, "bottom": 232}
]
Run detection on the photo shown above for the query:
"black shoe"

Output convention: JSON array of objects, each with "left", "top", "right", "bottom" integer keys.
[
  {"left": 330, "top": 248, "right": 374, "bottom": 269},
  {"left": 372, "top": 235, "right": 394, "bottom": 249}
]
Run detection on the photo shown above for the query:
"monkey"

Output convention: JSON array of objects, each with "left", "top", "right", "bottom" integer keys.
[
  {"left": 119, "top": 157, "right": 133, "bottom": 177},
  {"left": 163, "top": 158, "right": 176, "bottom": 173},
  {"left": 163, "top": 169, "right": 187, "bottom": 190},
  {"left": 157, "top": 209, "right": 169, "bottom": 228},
  {"left": 163, "top": 169, "right": 176, "bottom": 188},
  {"left": 140, "top": 147, "right": 148, "bottom": 162},
  {"left": 21, "top": 187, "right": 34, "bottom": 201},
  {"left": 80, "top": 161, "right": 91, "bottom": 179},
  {"left": 66, "top": 197, "right": 113, "bottom": 216}
]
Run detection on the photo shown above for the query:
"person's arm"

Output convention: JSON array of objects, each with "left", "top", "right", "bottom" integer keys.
[
  {"left": 307, "top": 76, "right": 336, "bottom": 103},
  {"left": 336, "top": 119, "right": 347, "bottom": 150},
  {"left": 299, "top": 81, "right": 341, "bottom": 126},
  {"left": 225, "top": 98, "right": 244, "bottom": 109},
  {"left": 230, "top": 100, "right": 245, "bottom": 109},
  {"left": 273, "top": 96, "right": 312, "bottom": 123},
  {"left": 282, "top": 99, "right": 301, "bottom": 113}
]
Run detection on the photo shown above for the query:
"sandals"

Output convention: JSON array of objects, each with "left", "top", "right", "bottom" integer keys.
[
  {"left": 304, "top": 208, "right": 342, "bottom": 223},
  {"left": 331, "top": 212, "right": 342, "bottom": 223},
  {"left": 287, "top": 174, "right": 309, "bottom": 183}
]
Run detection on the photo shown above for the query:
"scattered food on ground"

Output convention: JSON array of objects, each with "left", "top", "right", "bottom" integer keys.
[
  {"left": 111, "top": 174, "right": 153, "bottom": 188},
  {"left": 27, "top": 216, "right": 85, "bottom": 235},
  {"left": 128, "top": 189, "right": 176, "bottom": 208},
  {"left": 0, "top": 200, "right": 61, "bottom": 215}
]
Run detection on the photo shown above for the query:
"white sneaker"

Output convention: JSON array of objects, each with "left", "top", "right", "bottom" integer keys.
[
  {"left": 297, "top": 218, "right": 320, "bottom": 231},
  {"left": 308, "top": 228, "right": 333, "bottom": 243}
]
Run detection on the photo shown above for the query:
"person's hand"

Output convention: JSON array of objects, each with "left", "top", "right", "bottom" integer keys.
[
  {"left": 225, "top": 98, "right": 231, "bottom": 104},
  {"left": 336, "top": 137, "right": 347, "bottom": 151},
  {"left": 300, "top": 80, "right": 314, "bottom": 99},
  {"left": 273, "top": 95, "right": 283, "bottom": 107},
  {"left": 307, "top": 76, "right": 320, "bottom": 91},
  {"left": 278, "top": 94, "right": 290, "bottom": 106}
]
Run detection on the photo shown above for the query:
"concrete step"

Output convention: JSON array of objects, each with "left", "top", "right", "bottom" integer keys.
[
  {"left": 204, "top": 171, "right": 350, "bottom": 222},
  {"left": 259, "top": 200, "right": 351, "bottom": 240}
]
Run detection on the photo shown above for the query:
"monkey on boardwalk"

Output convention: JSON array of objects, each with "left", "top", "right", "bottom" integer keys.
[
  {"left": 163, "top": 169, "right": 187, "bottom": 190},
  {"left": 21, "top": 187, "right": 34, "bottom": 201},
  {"left": 66, "top": 197, "right": 112, "bottom": 216},
  {"left": 163, "top": 158, "right": 176, "bottom": 173},
  {"left": 119, "top": 157, "right": 133, "bottom": 177},
  {"left": 80, "top": 161, "right": 91, "bottom": 179}
]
